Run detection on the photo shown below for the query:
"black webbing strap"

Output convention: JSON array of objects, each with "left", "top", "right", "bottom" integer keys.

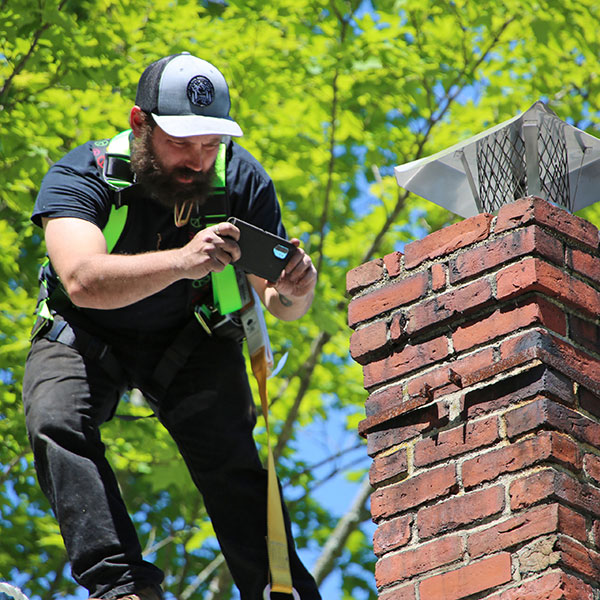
[
  {"left": 43, "top": 318, "right": 126, "bottom": 384},
  {"left": 148, "top": 318, "right": 205, "bottom": 403}
]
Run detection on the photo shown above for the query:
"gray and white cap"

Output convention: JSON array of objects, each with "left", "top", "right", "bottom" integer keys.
[{"left": 135, "top": 52, "right": 243, "bottom": 138}]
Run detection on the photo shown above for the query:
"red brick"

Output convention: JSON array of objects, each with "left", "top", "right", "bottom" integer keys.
[
  {"left": 380, "top": 583, "right": 416, "bottom": 600},
  {"left": 348, "top": 271, "right": 429, "bottom": 328},
  {"left": 568, "top": 247, "right": 600, "bottom": 286},
  {"left": 495, "top": 196, "right": 599, "bottom": 250},
  {"left": 462, "top": 431, "right": 581, "bottom": 489},
  {"left": 370, "top": 446, "right": 408, "bottom": 486},
  {"left": 418, "top": 552, "right": 512, "bottom": 600},
  {"left": 449, "top": 224, "right": 564, "bottom": 284},
  {"left": 509, "top": 469, "right": 600, "bottom": 518},
  {"left": 557, "top": 505, "right": 588, "bottom": 543},
  {"left": 431, "top": 262, "right": 447, "bottom": 291},
  {"left": 468, "top": 503, "right": 561, "bottom": 558},
  {"left": 584, "top": 453, "right": 600, "bottom": 485},
  {"left": 363, "top": 336, "right": 449, "bottom": 389},
  {"left": 417, "top": 485, "right": 504, "bottom": 539},
  {"left": 452, "top": 297, "right": 567, "bottom": 352},
  {"left": 569, "top": 314, "right": 600, "bottom": 354},
  {"left": 373, "top": 514, "right": 413, "bottom": 557},
  {"left": 579, "top": 387, "right": 600, "bottom": 420},
  {"left": 404, "top": 213, "right": 494, "bottom": 269},
  {"left": 405, "top": 347, "right": 495, "bottom": 402},
  {"left": 505, "top": 396, "right": 600, "bottom": 449},
  {"left": 390, "top": 312, "right": 407, "bottom": 342},
  {"left": 371, "top": 464, "right": 457, "bottom": 521},
  {"left": 375, "top": 535, "right": 463, "bottom": 587},
  {"left": 499, "top": 329, "right": 600, "bottom": 396},
  {"left": 481, "top": 571, "right": 594, "bottom": 600},
  {"left": 349, "top": 320, "right": 388, "bottom": 365},
  {"left": 346, "top": 257, "right": 384, "bottom": 295},
  {"left": 414, "top": 416, "right": 499, "bottom": 468},
  {"left": 364, "top": 403, "right": 450, "bottom": 456},
  {"left": 558, "top": 535, "right": 600, "bottom": 581},
  {"left": 384, "top": 252, "right": 404, "bottom": 278},
  {"left": 407, "top": 278, "right": 494, "bottom": 335},
  {"left": 496, "top": 257, "right": 600, "bottom": 317}
]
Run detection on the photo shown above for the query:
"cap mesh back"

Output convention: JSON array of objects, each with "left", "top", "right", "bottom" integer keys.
[{"left": 135, "top": 54, "right": 177, "bottom": 112}]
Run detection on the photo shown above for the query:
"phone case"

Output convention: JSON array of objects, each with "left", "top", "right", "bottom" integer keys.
[{"left": 227, "top": 217, "right": 297, "bottom": 281}]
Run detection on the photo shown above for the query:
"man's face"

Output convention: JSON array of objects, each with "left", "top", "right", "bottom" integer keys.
[{"left": 130, "top": 119, "right": 222, "bottom": 208}]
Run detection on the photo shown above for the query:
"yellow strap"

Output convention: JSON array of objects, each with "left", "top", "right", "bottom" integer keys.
[{"left": 250, "top": 349, "right": 294, "bottom": 595}]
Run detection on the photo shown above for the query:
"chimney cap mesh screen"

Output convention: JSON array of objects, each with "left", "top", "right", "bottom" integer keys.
[{"left": 475, "top": 116, "right": 571, "bottom": 213}]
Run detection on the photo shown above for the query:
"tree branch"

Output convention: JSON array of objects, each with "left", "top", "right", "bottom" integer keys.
[{"left": 312, "top": 474, "right": 372, "bottom": 585}]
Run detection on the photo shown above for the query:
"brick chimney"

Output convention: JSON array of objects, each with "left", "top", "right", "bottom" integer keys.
[{"left": 347, "top": 197, "right": 600, "bottom": 600}]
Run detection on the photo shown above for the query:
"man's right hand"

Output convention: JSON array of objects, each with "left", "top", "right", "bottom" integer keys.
[{"left": 179, "top": 221, "right": 241, "bottom": 279}]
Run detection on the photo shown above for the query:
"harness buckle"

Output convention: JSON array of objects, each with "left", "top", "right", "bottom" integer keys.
[{"left": 263, "top": 584, "right": 300, "bottom": 599}]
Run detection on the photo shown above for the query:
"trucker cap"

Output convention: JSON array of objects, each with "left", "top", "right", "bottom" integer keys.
[{"left": 135, "top": 52, "right": 243, "bottom": 138}]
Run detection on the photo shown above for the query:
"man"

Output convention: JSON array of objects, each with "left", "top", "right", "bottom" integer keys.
[{"left": 22, "top": 52, "right": 320, "bottom": 600}]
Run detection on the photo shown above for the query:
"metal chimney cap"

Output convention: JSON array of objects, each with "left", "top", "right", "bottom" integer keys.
[{"left": 394, "top": 100, "right": 600, "bottom": 217}]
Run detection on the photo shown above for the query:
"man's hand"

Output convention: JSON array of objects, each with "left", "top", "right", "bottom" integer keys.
[
  {"left": 179, "top": 222, "right": 240, "bottom": 279},
  {"left": 267, "top": 239, "right": 317, "bottom": 298},
  {"left": 251, "top": 238, "right": 317, "bottom": 321}
]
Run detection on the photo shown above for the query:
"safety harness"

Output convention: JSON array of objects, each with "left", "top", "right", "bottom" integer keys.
[{"left": 33, "top": 131, "right": 297, "bottom": 598}]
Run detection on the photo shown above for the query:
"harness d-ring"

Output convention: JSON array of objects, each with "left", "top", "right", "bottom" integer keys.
[{"left": 263, "top": 584, "right": 300, "bottom": 599}]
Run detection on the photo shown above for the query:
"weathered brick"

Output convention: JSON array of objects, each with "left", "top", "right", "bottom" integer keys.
[
  {"left": 569, "top": 314, "right": 600, "bottom": 354},
  {"left": 384, "top": 252, "right": 404, "bottom": 278},
  {"left": 462, "top": 365, "right": 575, "bottom": 420},
  {"left": 346, "top": 257, "right": 384, "bottom": 295},
  {"left": 373, "top": 514, "right": 413, "bottom": 557},
  {"left": 407, "top": 278, "right": 494, "bottom": 336},
  {"left": 405, "top": 347, "right": 495, "bottom": 402},
  {"left": 375, "top": 535, "right": 463, "bottom": 587},
  {"left": 414, "top": 415, "right": 499, "bottom": 468},
  {"left": 363, "top": 402, "right": 450, "bottom": 456},
  {"left": 418, "top": 552, "right": 512, "bottom": 600},
  {"left": 431, "top": 262, "right": 447, "bottom": 291},
  {"left": 370, "top": 446, "right": 408, "bottom": 487},
  {"left": 568, "top": 247, "right": 600, "bottom": 286},
  {"left": 403, "top": 213, "right": 494, "bottom": 270},
  {"left": 462, "top": 431, "right": 582, "bottom": 489},
  {"left": 481, "top": 571, "right": 594, "bottom": 600},
  {"left": 379, "top": 583, "right": 416, "bottom": 600},
  {"left": 417, "top": 485, "right": 504, "bottom": 539},
  {"left": 371, "top": 464, "right": 457, "bottom": 521},
  {"left": 510, "top": 469, "right": 600, "bottom": 518},
  {"left": 363, "top": 336, "right": 449, "bottom": 389},
  {"left": 468, "top": 503, "right": 562, "bottom": 558},
  {"left": 499, "top": 329, "right": 600, "bottom": 396},
  {"left": 579, "top": 387, "right": 600, "bottom": 420},
  {"left": 584, "top": 453, "right": 600, "bottom": 485},
  {"left": 449, "top": 224, "right": 564, "bottom": 284},
  {"left": 495, "top": 196, "right": 599, "bottom": 250},
  {"left": 452, "top": 297, "right": 567, "bottom": 352},
  {"left": 348, "top": 271, "right": 429, "bottom": 328},
  {"left": 557, "top": 535, "right": 600, "bottom": 582},
  {"left": 505, "top": 396, "right": 600, "bottom": 448},
  {"left": 390, "top": 311, "right": 407, "bottom": 342},
  {"left": 496, "top": 257, "right": 600, "bottom": 317},
  {"left": 350, "top": 320, "right": 389, "bottom": 365}
]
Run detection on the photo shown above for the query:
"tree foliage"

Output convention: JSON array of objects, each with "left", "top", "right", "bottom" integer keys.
[{"left": 1, "top": 0, "right": 600, "bottom": 598}]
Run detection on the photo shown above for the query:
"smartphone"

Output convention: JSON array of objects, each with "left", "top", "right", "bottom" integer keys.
[{"left": 227, "top": 217, "right": 297, "bottom": 281}]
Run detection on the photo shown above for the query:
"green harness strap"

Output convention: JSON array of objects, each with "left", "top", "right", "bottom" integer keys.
[{"left": 101, "top": 130, "right": 241, "bottom": 315}]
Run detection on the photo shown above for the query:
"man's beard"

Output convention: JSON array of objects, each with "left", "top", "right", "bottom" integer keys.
[{"left": 129, "top": 123, "right": 216, "bottom": 209}]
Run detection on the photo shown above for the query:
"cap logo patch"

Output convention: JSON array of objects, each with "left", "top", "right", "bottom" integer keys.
[{"left": 187, "top": 75, "right": 215, "bottom": 107}]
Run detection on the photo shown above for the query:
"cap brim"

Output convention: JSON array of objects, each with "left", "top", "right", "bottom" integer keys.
[{"left": 152, "top": 114, "right": 243, "bottom": 137}]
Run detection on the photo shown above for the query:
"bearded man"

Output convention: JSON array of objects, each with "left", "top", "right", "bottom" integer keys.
[{"left": 22, "top": 52, "right": 320, "bottom": 600}]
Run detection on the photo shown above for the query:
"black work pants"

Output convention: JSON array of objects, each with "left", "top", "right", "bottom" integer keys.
[{"left": 22, "top": 332, "right": 321, "bottom": 600}]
